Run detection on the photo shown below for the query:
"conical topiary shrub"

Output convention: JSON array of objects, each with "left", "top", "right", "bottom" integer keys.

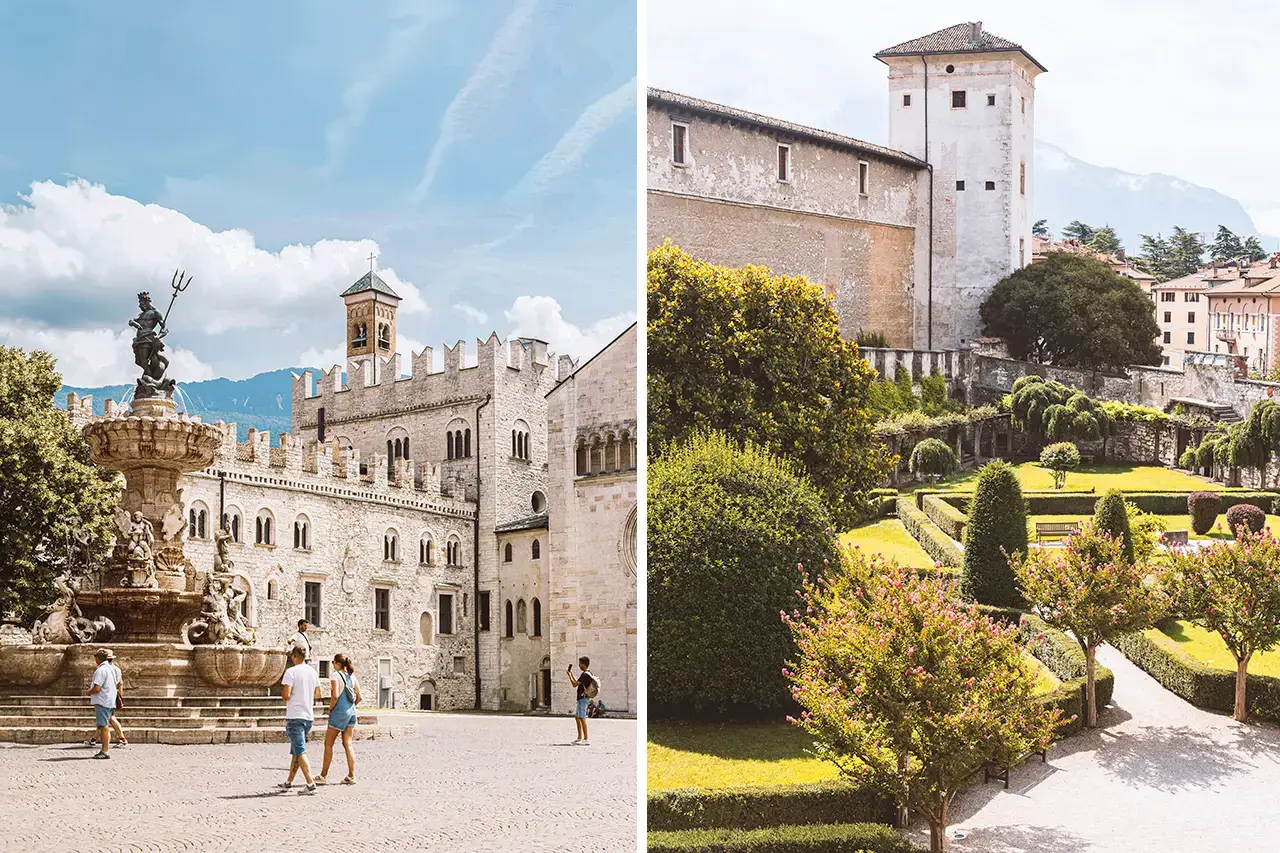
[
  {"left": 961, "top": 459, "right": 1028, "bottom": 608},
  {"left": 1093, "top": 489, "right": 1134, "bottom": 563}
]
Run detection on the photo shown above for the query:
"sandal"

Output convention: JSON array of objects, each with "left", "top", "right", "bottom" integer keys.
[{"left": 341, "top": 776, "right": 356, "bottom": 785}]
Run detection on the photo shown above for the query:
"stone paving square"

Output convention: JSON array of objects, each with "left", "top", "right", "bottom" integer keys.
[{"left": 0, "top": 712, "right": 636, "bottom": 853}]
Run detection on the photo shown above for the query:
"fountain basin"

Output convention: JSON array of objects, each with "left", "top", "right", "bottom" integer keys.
[
  {"left": 0, "top": 645, "right": 68, "bottom": 686},
  {"left": 83, "top": 411, "right": 221, "bottom": 472},
  {"left": 193, "top": 646, "right": 288, "bottom": 688},
  {"left": 77, "top": 588, "right": 204, "bottom": 644}
]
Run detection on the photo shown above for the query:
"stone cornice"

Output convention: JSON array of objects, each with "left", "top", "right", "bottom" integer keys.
[
  {"left": 193, "top": 468, "right": 476, "bottom": 521},
  {"left": 295, "top": 394, "right": 490, "bottom": 429}
]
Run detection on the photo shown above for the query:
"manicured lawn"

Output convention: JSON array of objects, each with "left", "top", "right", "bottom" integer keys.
[
  {"left": 933, "top": 462, "right": 1223, "bottom": 494},
  {"left": 1159, "top": 620, "right": 1280, "bottom": 677},
  {"left": 1026, "top": 514, "right": 1280, "bottom": 542},
  {"left": 841, "top": 519, "right": 936, "bottom": 569}
]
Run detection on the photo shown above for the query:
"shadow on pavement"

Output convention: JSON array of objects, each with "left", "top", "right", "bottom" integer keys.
[{"left": 943, "top": 824, "right": 1096, "bottom": 853}]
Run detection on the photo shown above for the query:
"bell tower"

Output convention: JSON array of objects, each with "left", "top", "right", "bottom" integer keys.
[{"left": 340, "top": 268, "right": 402, "bottom": 379}]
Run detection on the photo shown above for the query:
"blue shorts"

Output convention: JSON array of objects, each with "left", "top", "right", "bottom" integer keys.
[
  {"left": 94, "top": 705, "right": 113, "bottom": 727},
  {"left": 576, "top": 698, "right": 589, "bottom": 719},
  {"left": 286, "top": 719, "right": 312, "bottom": 755},
  {"left": 328, "top": 710, "right": 357, "bottom": 731}
]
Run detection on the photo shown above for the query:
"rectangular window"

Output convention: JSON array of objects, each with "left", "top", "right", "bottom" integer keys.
[
  {"left": 1163, "top": 331, "right": 1172, "bottom": 344},
  {"left": 1162, "top": 356, "right": 1171, "bottom": 366},
  {"left": 453, "top": 656, "right": 466, "bottom": 675},
  {"left": 1161, "top": 292, "right": 1176, "bottom": 303},
  {"left": 671, "top": 122, "right": 688, "bottom": 165},
  {"left": 987, "top": 93, "right": 996, "bottom": 106},
  {"left": 304, "top": 581, "right": 322, "bottom": 627},
  {"left": 1164, "top": 311, "right": 1172, "bottom": 323},
  {"left": 1019, "top": 237, "right": 1025, "bottom": 268},
  {"left": 439, "top": 593, "right": 455, "bottom": 636},
  {"left": 902, "top": 93, "right": 911, "bottom": 106},
  {"left": 374, "top": 588, "right": 390, "bottom": 631},
  {"left": 951, "top": 90, "right": 966, "bottom": 108},
  {"left": 1188, "top": 312, "right": 1196, "bottom": 324},
  {"left": 478, "top": 591, "right": 491, "bottom": 632},
  {"left": 1187, "top": 332, "right": 1196, "bottom": 345},
  {"left": 318, "top": 659, "right": 330, "bottom": 679},
  {"left": 984, "top": 181, "right": 995, "bottom": 191},
  {"left": 956, "top": 180, "right": 965, "bottom": 191},
  {"left": 1021, "top": 97, "right": 1026, "bottom": 114},
  {"left": 776, "top": 144, "right": 790, "bottom": 182},
  {"left": 1019, "top": 162, "right": 1026, "bottom": 195},
  {"left": 858, "top": 161, "right": 869, "bottom": 195}
]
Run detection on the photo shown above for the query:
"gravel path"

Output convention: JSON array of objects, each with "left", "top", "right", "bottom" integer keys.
[{"left": 921, "top": 646, "right": 1280, "bottom": 852}]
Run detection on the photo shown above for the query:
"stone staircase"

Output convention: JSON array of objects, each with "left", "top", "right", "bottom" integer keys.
[
  {"left": 0, "top": 694, "right": 415, "bottom": 744},
  {"left": 1208, "top": 403, "right": 1242, "bottom": 424}
]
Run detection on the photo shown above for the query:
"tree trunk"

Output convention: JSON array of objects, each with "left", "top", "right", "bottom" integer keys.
[
  {"left": 974, "top": 423, "right": 983, "bottom": 467},
  {"left": 1084, "top": 643, "right": 1098, "bottom": 728},
  {"left": 1235, "top": 653, "right": 1251, "bottom": 723},
  {"left": 930, "top": 813, "right": 948, "bottom": 853},
  {"left": 896, "top": 751, "right": 910, "bottom": 829}
]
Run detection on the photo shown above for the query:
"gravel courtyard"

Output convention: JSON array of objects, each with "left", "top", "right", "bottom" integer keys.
[
  {"left": 925, "top": 645, "right": 1280, "bottom": 853},
  {"left": 0, "top": 712, "right": 636, "bottom": 853}
]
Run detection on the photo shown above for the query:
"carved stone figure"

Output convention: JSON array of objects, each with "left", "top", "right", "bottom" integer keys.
[
  {"left": 30, "top": 573, "right": 115, "bottom": 645},
  {"left": 213, "top": 523, "right": 235, "bottom": 574},
  {"left": 121, "top": 511, "right": 158, "bottom": 589},
  {"left": 182, "top": 573, "right": 254, "bottom": 646}
]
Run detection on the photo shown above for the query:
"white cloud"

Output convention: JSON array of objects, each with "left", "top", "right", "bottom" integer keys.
[
  {"left": 453, "top": 302, "right": 489, "bottom": 325},
  {"left": 505, "top": 77, "right": 636, "bottom": 204},
  {"left": 504, "top": 294, "right": 634, "bottom": 361},
  {"left": 410, "top": 0, "right": 538, "bottom": 202},
  {"left": 0, "top": 321, "right": 214, "bottom": 387},
  {"left": 298, "top": 342, "right": 347, "bottom": 371}
]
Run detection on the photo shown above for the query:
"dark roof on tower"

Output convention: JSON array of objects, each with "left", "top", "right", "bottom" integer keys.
[
  {"left": 340, "top": 271, "right": 401, "bottom": 300},
  {"left": 875, "top": 23, "right": 1046, "bottom": 73}
]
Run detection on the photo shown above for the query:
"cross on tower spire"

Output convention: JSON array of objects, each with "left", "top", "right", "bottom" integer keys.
[{"left": 368, "top": 252, "right": 377, "bottom": 274}]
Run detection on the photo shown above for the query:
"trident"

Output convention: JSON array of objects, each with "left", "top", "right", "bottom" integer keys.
[{"left": 162, "top": 269, "right": 193, "bottom": 328}]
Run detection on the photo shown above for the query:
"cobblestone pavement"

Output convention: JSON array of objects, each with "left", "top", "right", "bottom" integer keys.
[
  {"left": 924, "top": 646, "right": 1280, "bottom": 853},
  {"left": 0, "top": 712, "right": 636, "bottom": 853}
]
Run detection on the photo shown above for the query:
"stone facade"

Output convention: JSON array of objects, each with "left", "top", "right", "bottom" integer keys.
[{"left": 547, "top": 325, "right": 639, "bottom": 717}]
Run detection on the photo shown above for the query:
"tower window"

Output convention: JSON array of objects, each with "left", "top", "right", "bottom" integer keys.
[
  {"left": 858, "top": 161, "right": 869, "bottom": 196},
  {"left": 945, "top": 64, "right": 955, "bottom": 73},
  {"left": 956, "top": 180, "right": 965, "bottom": 191},
  {"left": 951, "top": 90, "right": 966, "bottom": 108},
  {"left": 1021, "top": 97, "right": 1026, "bottom": 115},
  {"left": 1020, "top": 162, "right": 1026, "bottom": 195},
  {"left": 776, "top": 144, "right": 790, "bottom": 182},
  {"left": 987, "top": 94, "right": 996, "bottom": 106},
  {"left": 671, "top": 122, "right": 689, "bottom": 166},
  {"left": 902, "top": 93, "right": 911, "bottom": 106},
  {"left": 984, "top": 181, "right": 995, "bottom": 191}
]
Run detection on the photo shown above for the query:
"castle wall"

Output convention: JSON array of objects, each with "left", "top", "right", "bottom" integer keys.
[
  {"left": 494, "top": 526, "right": 551, "bottom": 711},
  {"left": 547, "top": 325, "right": 638, "bottom": 716}
]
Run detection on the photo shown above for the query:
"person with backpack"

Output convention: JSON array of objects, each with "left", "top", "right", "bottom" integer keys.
[
  {"left": 566, "top": 656, "right": 598, "bottom": 746},
  {"left": 318, "top": 652, "right": 361, "bottom": 785}
]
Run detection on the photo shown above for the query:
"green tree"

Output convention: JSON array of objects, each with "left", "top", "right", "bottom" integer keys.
[
  {"left": 1015, "top": 521, "right": 1164, "bottom": 726},
  {"left": 1135, "top": 232, "right": 1175, "bottom": 282},
  {"left": 1062, "top": 220, "right": 1095, "bottom": 243},
  {"left": 1169, "top": 226, "right": 1206, "bottom": 278},
  {"left": 1087, "top": 225, "right": 1123, "bottom": 257},
  {"left": 1171, "top": 531, "right": 1280, "bottom": 721},
  {"left": 0, "top": 347, "right": 120, "bottom": 621},
  {"left": 961, "top": 460, "right": 1028, "bottom": 608},
  {"left": 909, "top": 437, "right": 957, "bottom": 482},
  {"left": 894, "top": 366, "right": 918, "bottom": 412},
  {"left": 648, "top": 431, "right": 837, "bottom": 720},
  {"left": 1039, "top": 441, "right": 1080, "bottom": 490},
  {"left": 979, "top": 252, "right": 1161, "bottom": 371},
  {"left": 786, "top": 553, "right": 1059, "bottom": 853},
  {"left": 1243, "top": 235, "right": 1268, "bottom": 262},
  {"left": 648, "top": 243, "right": 890, "bottom": 523},
  {"left": 1093, "top": 489, "right": 1134, "bottom": 563},
  {"left": 1033, "top": 219, "right": 1049, "bottom": 238},
  {"left": 919, "top": 371, "right": 956, "bottom": 416},
  {"left": 1209, "top": 225, "right": 1244, "bottom": 265},
  {"left": 1009, "top": 377, "right": 1115, "bottom": 450}
]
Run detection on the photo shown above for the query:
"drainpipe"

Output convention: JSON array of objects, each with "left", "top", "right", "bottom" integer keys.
[
  {"left": 921, "top": 54, "right": 934, "bottom": 351},
  {"left": 218, "top": 470, "right": 225, "bottom": 526},
  {"left": 473, "top": 393, "right": 491, "bottom": 710}
]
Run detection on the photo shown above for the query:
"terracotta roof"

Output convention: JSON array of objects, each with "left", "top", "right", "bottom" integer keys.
[
  {"left": 875, "top": 22, "right": 1046, "bottom": 72},
  {"left": 340, "top": 271, "right": 401, "bottom": 300},
  {"left": 647, "top": 89, "right": 925, "bottom": 169}
]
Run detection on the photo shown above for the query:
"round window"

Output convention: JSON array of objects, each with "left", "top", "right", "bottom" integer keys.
[
  {"left": 945, "top": 64, "right": 955, "bottom": 73},
  {"left": 532, "top": 491, "right": 546, "bottom": 513}
]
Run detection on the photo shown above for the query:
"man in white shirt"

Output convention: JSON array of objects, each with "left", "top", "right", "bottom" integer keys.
[
  {"left": 84, "top": 649, "right": 117, "bottom": 760},
  {"left": 85, "top": 651, "right": 128, "bottom": 749},
  {"left": 290, "top": 619, "right": 312, "bottom": 662},
  {"left": 278, "top": 646, "right": 321, "bottom": 794}
]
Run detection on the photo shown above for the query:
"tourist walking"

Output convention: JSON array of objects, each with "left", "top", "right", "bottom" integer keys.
[
  {"left": 85, "top": 650, "right": 128, "bottom": 749},
  {"left": 278, "top": 646, "right": 321, "bottom": 794},
  {"left": 84, "top": 648, "right": 117, "bottom": 759},
  {"left": 290, "top": 619, "right": 312, "bottom": 662},
  {"left": 318, "top": 652, "right": 362, "bottom": 785},
  {"left": 566, "top": 656, "right": 597, "bottom": 746}
]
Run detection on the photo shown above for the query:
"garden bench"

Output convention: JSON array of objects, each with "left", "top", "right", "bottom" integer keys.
[
  {"left": 1160, "top": 529, "right": 1189, "bottom": 546},
  {"left": 1035, "top": 521, "right": 1080, "bottom": 545},
  {"left": 983, "top": 747, "right": 1048, "bottom": 789}
]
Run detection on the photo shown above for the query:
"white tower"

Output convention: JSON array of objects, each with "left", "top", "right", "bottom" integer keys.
[{"left": 876, "top": 22, "right": 1045, "bottom": 350}]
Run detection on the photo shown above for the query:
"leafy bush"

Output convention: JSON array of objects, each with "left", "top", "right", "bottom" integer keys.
[
  {"left": 1102, "top": 400, "right": 1170, "bottom": 424},
  {"left": 1127, "top": 503, "right": 1166, "bottom": 566},
  {"left": 1188, "top": 491, "right": 1222, "bottom": 535},
  {"left": 647, "top": 784, "right": 893, "bottom": 832},
  {"left": 908, "top": 438, "right": 956, "bottom": 480},
  {"left": 647, "top": 823, "right": 920, "bottom": 853},
  {"left": 919, "top": 372, "right": 960, "bottom": 416},
  {"left": 1197, "top": 434, "right": 1223, "bottom": 470},
  {"left": 961, "top": 460, "right": 1028, "bottom": 608},
  {"left": 896, "top": 498, "right": 962, "bottom": 568},
  {"left": 920, "top": 494, "right": 966, "bottom": 542},
  {"left": 1226, "top": 503, "right": 1266, "bottom": 536},
  {"left": 894, "top": 366, "right": 917, "bottom": 412},
  {"left": 1179, "top": 445, "right": 1199, "bottom": 470},
  {"left": 648, "top": 432, "right": 838, "bottom": 720},
  {"left": 855, "top": 330, "right": 889, "bottom": 349},
  {"left": 1093, "top": 490, "right": 1134, "bottom": 563},
  {"left": 1039, "top": 442, "right": 1081, "bottom": 489}
]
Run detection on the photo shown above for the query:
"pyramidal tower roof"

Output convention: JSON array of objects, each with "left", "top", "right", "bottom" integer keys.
[
  {"left": 875, "top": 22, "right": 1045, "bottom": 72},
  {"left": 340, "top": 270, "right": 401, "bottom": 300}
]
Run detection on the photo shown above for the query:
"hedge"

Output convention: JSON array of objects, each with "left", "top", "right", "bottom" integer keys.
[
  {"left": 895, "top": 497, "right": 962, "bottom": 568},
  {"left": 647, "top": 783, "right": 895, "bottom": 832},
  {"left": 647, "top": 823, "right": 921, "bottom": 853},
  {"left": 920, "top": 494, "right": 966, "bottom": 542},
  {"left": 1114, "top": 626, "right": 1280, "bottom": 723},
  {"left": 941, "top": 490, "right": 1277, "bottom": 519},
  {"left": 1019, "top": 614, "right": 1115, "bottom": 737}
]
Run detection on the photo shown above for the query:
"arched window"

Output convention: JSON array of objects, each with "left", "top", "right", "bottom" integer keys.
[
  {"left": 404, "top": 437, "right": 410, "bottom": 459},
  {"left": 531, "top": 539, "right": 541, "bottom": 560},
  {"left": 419, "top": 612, "right": 434, "bottom": 646},
  {"left": 504, "top": 543, "right": 513, "bottom": 563},
  {"left": 606, "top": 433, "right": 618, "bottom": 472},
  {"left": 532, "top": 491, "right": 546, "bottom": 513},
  {"left": 620, "top": 430, "right": 632, "bottom": 470},
  {"left": 352, "top": 324, "right": 366, "bottom": 346},
  {"left": 293, "top": 515, "right": 310, "bottom": 550},
  {"left": 447, "top": 536, "right": 461, "bottom": 566},
  {"left": 255, "top": 510, "right": 274, "bottom": 546},
  {"left": 446, "top": 433, "right": 454, "bottom": 460},
  {"left": 224, "top": 508, "right": 242, "bottom": 543},
  {"left": 504, "top": 600, "right": 514, "bottom": 638},
  {"left": 384, "top": 530, "right": 399, "bottom": 562},
  {"left": 589, "top": 436, "right": 602, "bottom": 474},
  {"left": 420, "top": 536, "right": 434, "bottom": 566},
  {"left": 516, "top": 599, "right": 527, "bottom": 634},
  {"left": 511, "top": 430, "right": 517, "bottom": 457},
  {"left": 464, "top": 428, "right": 471, "bottom": 458},
  {"left": 267, "top": 579, "right": 278, "bottom": 601},
  {"left": 454, "top": 431, "right": 463, "bottom": 459},
  {"left": 188, "top": 502, "right": 210, "bottom": 540},
  {"left": 532, "top": 598, "right": 542, "bottom": 637},
  {"left": 189, "top": 508, "right": 197, "bottom": 539},
  {"left": 575, "top": 438, "right": 588, "bottom": 476}
]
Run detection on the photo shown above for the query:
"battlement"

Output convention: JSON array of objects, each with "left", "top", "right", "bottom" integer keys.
[{"left": 59, "top": 396, "right": 475, "bottom": 518}]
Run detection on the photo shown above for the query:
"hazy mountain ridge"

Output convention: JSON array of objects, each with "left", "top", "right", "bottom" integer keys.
[{"left": 1035, "top": 140, "right": 1277, "bottom": 252}]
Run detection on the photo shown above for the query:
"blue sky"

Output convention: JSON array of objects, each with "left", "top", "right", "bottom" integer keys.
[{"left": 0, "top": 0, "right": 637, "bottom": 384}]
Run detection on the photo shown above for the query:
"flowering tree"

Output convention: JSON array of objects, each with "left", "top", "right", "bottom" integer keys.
[
  {"left": 1015, "top": 522, "right": 1164, "bottom": 727},
  {"left": 785, "top": 551, "right": 1059, "bottom": 853},
  {"left": 1171, "top": 531, "right": 1280, "bottom": 722}
]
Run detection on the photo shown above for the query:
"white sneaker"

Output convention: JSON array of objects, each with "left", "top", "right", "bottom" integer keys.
[
  {"left": 571, "top": 739, "right": 582, "bottom": 745},
  {"left": 578, "top": 740, "right": 590, "bottom": 746}
]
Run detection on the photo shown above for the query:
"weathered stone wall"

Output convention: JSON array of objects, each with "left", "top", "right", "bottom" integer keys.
[
  {"left": 494, "top": 526, "right": 551, "bottom": 711},
  {"left": 547, "top": 325, "right": 638, "bottom": 716}
]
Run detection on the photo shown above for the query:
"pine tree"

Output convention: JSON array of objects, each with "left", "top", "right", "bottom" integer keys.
[
  {"left": 1169, "top": 226, "right": 1206, "bottom": 278},
  {"left": 1135, "top": 233, "right": 1174, "bottom": 282},
  {"left": 1087, "top": 225, "right": 1123, "bottom": 257},
  {"left": 1209, "top": 225, "right": 1244, "bottom": 265},
  {"left": 1033, "top": 219, "right": 1049, "bottom": 238},
  {"left": 1243, "top": 236, "right": 1268, "bottom": 262},
  {"left": 1062, "top": 220, "right": 1095, "bottom": 243}
]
